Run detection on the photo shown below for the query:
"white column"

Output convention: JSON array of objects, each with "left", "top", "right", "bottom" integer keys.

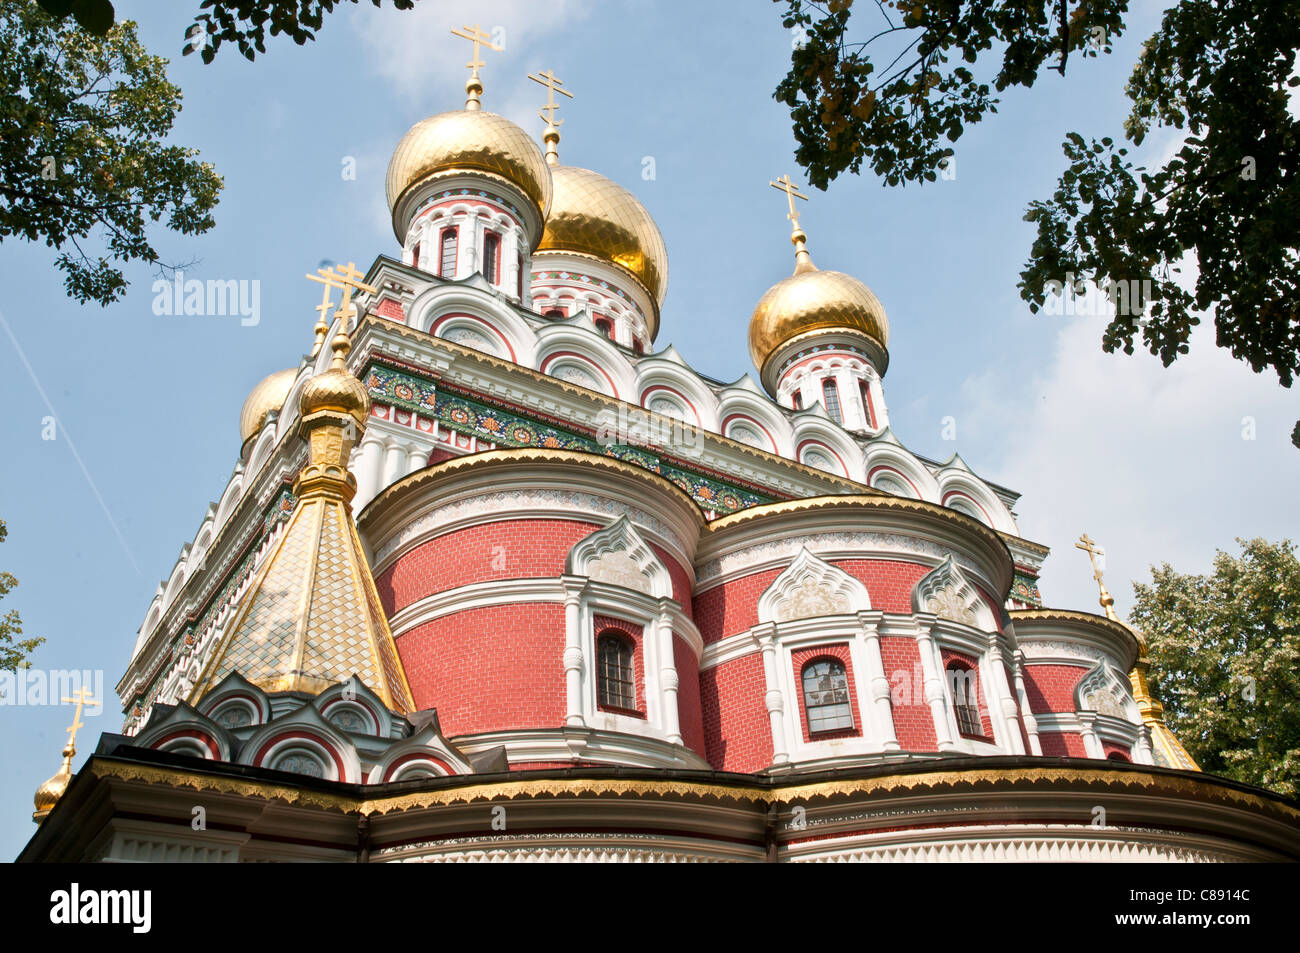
[
  {"left": 459, "top": 212, "right": 479, "bottom": 278},
  {"left": 915, "top": 619, "right": 957, "bottom": 750},
  {"left": 503, "top": 227, "right": 521, "bottom": 300},
  {"left": 351, "top": 434, "right": 384, "bottom": 509},
  {"left": 403, "top": 442, "right": 427, "bottom": 476},
  {"left": 834, "top": 366, "right": 866, "bottom": 431},
  {"left": 755, "top": 625, "right": 788, "bottom": 764},
  {"left": 1077, "top": 712, "right": 1104, "bottom": 759},
  {"left": 1012, "top": 651, "right": 1042, "bottom": 755},
  {"left": 656, "top": 605, "right": 682, "bottom": 745},
  {"left": 865, "top": 368, "right": 888, "bottom": 430},
  {"left": 380, "top": 441, "right": 407, "bottom": 492},
  {"left": 985, "top": 638, "right": 1025, "bottom": 755},
  {"left": 1134, "top": 725, "right": 1155, "bottom": 765},
  {"left": 857, "top": 612, "right": 899, "bottom": 751},
  {"left": 562, "top": 579, "right": 585, "bottom": 726}
]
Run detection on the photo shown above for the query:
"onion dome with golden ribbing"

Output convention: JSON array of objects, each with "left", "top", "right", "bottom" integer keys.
[
  {"left": 748, "top": 231, "right": 889, "bottom": 387},
  {"left": 239, "top": 367, "right": 297, "bottom": 447},
  {"left": 33, "top": 744, "right": 74, "bottom": 822},
  {"left": 537, "top": 164, "right": 669, "bottom": 313},
  {"left": 299, "top": 339, "right": 370, "bottom": 427},
  {"left": 385, "top": 109, "right": 552, "bottom": 244}
]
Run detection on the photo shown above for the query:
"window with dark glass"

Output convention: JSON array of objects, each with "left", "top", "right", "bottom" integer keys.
[
  {"left": 947, "top": 662, "right": 982, "bottom": 736},
  {"left": 859, "top": 380, "right": 875, "bottom": 428},
  {"left": 821, "top": 378, "right": 842, "bottom": 423},
  {"left": 516, "top": 252, "right": 524, "bottom": 298},
  {"left": 543, "top": 308, "right": 566, "bottom": 319},
  {"left": 597, "top": 633, "right": 635, "bottom": 710},
  {"left": 483, "top": 232, "right": 500, "bottom": 284},
  {"left": 792, "top": 391, "right": 803, "bottom": 410},
  {"left": 632, "top": 337, "right": 644, "bottom": 355},
  {"left": 440, "top": 228, "right": 458, "bottom": 277},
  {"left": 802, "top": 659, "right": 853, "bottom": 733},
  {"left": 594, "top": 315, "right": 615, "bottom": 340},
  {"left": 411, "top": 245, "right": 420, "bottom": 270}
]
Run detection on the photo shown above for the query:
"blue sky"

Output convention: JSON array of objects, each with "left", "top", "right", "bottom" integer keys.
[{"left": 1, "top": 0, "right": 1297, "bottom": 858}]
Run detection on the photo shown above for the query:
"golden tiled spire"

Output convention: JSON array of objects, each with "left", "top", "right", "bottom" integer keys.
[
  {"left": 1075, "top": 533, "right": 1199, "bottom": 770},
  {"left": 190, "top": 266, "right": 414, "bottom": 713}
]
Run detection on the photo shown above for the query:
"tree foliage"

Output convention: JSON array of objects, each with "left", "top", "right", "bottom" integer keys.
[
  {"left": 183, "top": 0, "right": 415, "bottom": 64},
  {"left": 775, "top": 0, "right": 1300, "bottom": 447},
  {"left": 1130, "top": 538, "right": 1300, "bottom": 797},
  {"left": 0, "top": 519, "right": 44, "bottom": 675},
  {"left": 0, "top": 4, "right": 224, "bottom": 305}
]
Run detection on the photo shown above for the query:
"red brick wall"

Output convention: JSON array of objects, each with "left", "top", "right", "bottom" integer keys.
[
  {"left": 879, "top": 636, "right": 937, "bottom": 751},
  {"left": 375, "top": 518, "right": 599, "bottom": 616},
  {"left": 673, "top": 636, "right": 706, "bottom": 757},
  {"left": 700, "top": 653, "right": 772, "bottom": 771},
  {"left": 791, "top": 643, "right": 863, "bottom": 743},
  {"left": 396, "top": 602, "right": 565, "bottom": 736},
  {"left": 941, "top": 648, "right": 994, "bottom": 739},
  {"left": 593, "top": 614, "right": 645, "bottom": 718},
  {"left": 650, "top": 543, "right": 694, "bottom": 618},
  {"left": 1023, "top": 663, "right": 1090, "bottom": 714},
  {"left": 1039, "top": 730, "right": 1088, "bottom": 758}
]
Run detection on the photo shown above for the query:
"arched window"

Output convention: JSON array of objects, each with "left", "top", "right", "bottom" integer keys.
[
  {"left": 946, "top": 661, "right": 983, "bottom": 736},
  {"left": 483, "top": 232, "right": 500, "bottom": 284},
  {"left": 802, "top": 658, "right": 853, "bottom": 733},
  {"left": 543, "top": 308, "right": 566, "bottom": 319},
  {"left": 791, "top": 391, "right": 803, "bottom": 410},
  {"left": 439, "top": 228, "right": 458, "bottom": 277},
  {"left": 821, "top": 378, "right": 842, "bottom": 423},
  {"left": 597, "top": 632, "right": 635, "bottom": 711},
  {"left": 516, "top": 252, "right": 524, "bottom": 298},
  {"left": 859, "top": 380, "right": 875, "bottom": 428},
  {"left": 1106, "top": 751, "right": 1131, "bottom": 763},
  {"left": 411, "top": 244, "right": 420, "bottom": 270},
  {"left": 594, "top": 315, "right": 615, "bottom": 340}
]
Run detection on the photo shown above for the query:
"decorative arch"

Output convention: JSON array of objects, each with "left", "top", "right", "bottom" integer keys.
[
  {"left": 241, "top": 706, "right": 360, "bottom": 783},
  {"left": 1075, "top": 659, "right": 1140, "bottom": 722},
  {"left": 912, "top": 555, "right": 996, "bottom": 631},
  {"left": 758, "top": 547, "right": 871, "bottom": 623},
  {"left": 566, "top": 515, "right": 672, "bottom": 599},
  {"left": 135, "top": 703, "right": 234, "bottom": 762},
  {"left": 535, "top": 325, "right": 637, "bottom": 398},
  {"left": 407, "top": 284, "right": 539, "bottom": 366}
]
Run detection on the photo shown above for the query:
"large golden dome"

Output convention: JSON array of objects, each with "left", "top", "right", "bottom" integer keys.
[
  {"left": 748, "top": 255, "right": 889, "bottom": 373},
  {"left": 537, "top": 165, "right": 668, "bottom": 310},
  {"left": 386, "top": 110, "right": 552, "bottom": 238},
  {"left": 240, "top": 368, "right": 298, "bottom": 446}
]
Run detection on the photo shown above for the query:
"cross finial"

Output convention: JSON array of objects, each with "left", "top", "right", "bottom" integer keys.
[
  {"left": 528, "top": 69, "right": 574, "bottom": 166},
  {"left": 770, "top": 174, "right": 815, "bottom": 272},
  {"left": 1075, "top": 532, "right": 1119, "bottom": 622},
  {"left": 306, "top": 262, "right": 378, "bottom": 365},
  {"left": 450, "top": 24, "right": 501, "bottom": 110},
  {"left": 60, "top": 685, "right": 97, "bottom": 754},
  {"left": 311, "top": 278, "right": 335, "bottom": 358}
]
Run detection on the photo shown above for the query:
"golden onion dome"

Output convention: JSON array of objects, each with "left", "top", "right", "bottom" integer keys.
[
  {"left": 385, "top": 110, "right": 552, "bottom": 238},
  {"left": 299, "top": 335, "right": 370, "bottom": 426},
  {"left": 748, "top": 249, "right": 889, "bottom": 373},
  {"left": 33, "top": 744, "right": 74, "bottom": 820},
  {"left": 536, "top": 165, "right": 668, "bottom": 310},
  {"left": 240, "top": 368, "right": 298, "bottom": 446}
]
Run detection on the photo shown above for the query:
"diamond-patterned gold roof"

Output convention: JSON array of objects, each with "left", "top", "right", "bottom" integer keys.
[
  {"left": 386, "top": 109, "right": 551, "bottom": 231},
  {"left": 748, "top": 262, "right": 889, "bottom": 372},
  {"left": 192, "top": 496, "right": 413, "bottom": 713},
  {"left": 537, "top": 165, "right": 668, "bottom": 308}
]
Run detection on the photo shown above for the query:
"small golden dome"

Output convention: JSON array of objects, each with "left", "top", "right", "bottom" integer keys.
[
  {"left": 537, "top": 165, "right": 668, "bottom": 312},
  {"left": 33, "top": 744, "right": 74, "bottom": 820},
  {"left": 748, "top": 254, "right": 889, "bottom": 373},
  {"left": 240, "top": 368, "right": 298, "bottom": 446},
  {"left": 299, "top": 336, "right": 369, "bottom": 426},
  {"left": 386, "top": 110, "right": 552, "bottom": 239}
]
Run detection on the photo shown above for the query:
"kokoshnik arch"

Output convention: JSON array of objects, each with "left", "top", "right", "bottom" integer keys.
[{"left": 20, "top": 26, "right": 1300, "bottom": 863}]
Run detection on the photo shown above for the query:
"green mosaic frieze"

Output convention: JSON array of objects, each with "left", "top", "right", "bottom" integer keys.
[
  {"left": 1012, "top": 571, "right": 1043, "bottom": 607},
  {"left": 363, "top": 363, "right": 773, "bottom": 515}
]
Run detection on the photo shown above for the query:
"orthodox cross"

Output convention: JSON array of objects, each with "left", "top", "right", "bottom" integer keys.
[
  {"left": 61, "top": 686, "right": 97, "bottom": 753},
  {"left": 1076, "top": 532, "right": 1119, "bottom": 621},
  {"left": 451, "top": 23, "right": 501, "bottom": 107},
  {"left": 311, "top": 279, "right": 335, "bottom": 357},
  {"left": 528, "top": 69, "right": 574, "bottom": 128},
  {"left": 306, "top": 262, "right": 377, "bottom": 332},
  {"left": 770, "top": 174, "right": 809, "bottom": 231}
]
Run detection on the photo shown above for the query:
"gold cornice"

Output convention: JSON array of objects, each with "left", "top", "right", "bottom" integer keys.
[
  {"left": 1008, "top": 608, "right": 1141, "bottom": 655},
  {"left": 87, "top": 759, "right": 1300, "bottom": 822},
  {"left": 1001, "top": 533, "right": 1050, "bottom": 558}
]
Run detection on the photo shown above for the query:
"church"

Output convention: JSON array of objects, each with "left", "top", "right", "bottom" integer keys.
[{"left": 20, "top": 28, "right": 1300, "bottom": 863}]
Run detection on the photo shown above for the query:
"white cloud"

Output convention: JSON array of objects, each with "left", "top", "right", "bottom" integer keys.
[
  {"left": 353, "top": 2, "right": 590, "bottom": 106},
  {"left": 963, "top": 313, "right": 1300, "bottom": 622}
]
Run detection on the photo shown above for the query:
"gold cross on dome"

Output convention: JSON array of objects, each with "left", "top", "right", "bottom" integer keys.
[
  {"left": 1075, "top": 532, "right": 1120, "bottom": 621},
  {"left": 528, "top": 69, "right": 574, "bottom": 127},
  {"left": 307, "top": 262, "right": 377, "bottom": 329},
  {"left": 61, "top": 686, "right": 97, "bottom": 752},
  {"left": 451, "top": 24, "right": 501, "bottom": 77},
  {"left": 771, "top": 174, "right": 809, "bottom": 228}
]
